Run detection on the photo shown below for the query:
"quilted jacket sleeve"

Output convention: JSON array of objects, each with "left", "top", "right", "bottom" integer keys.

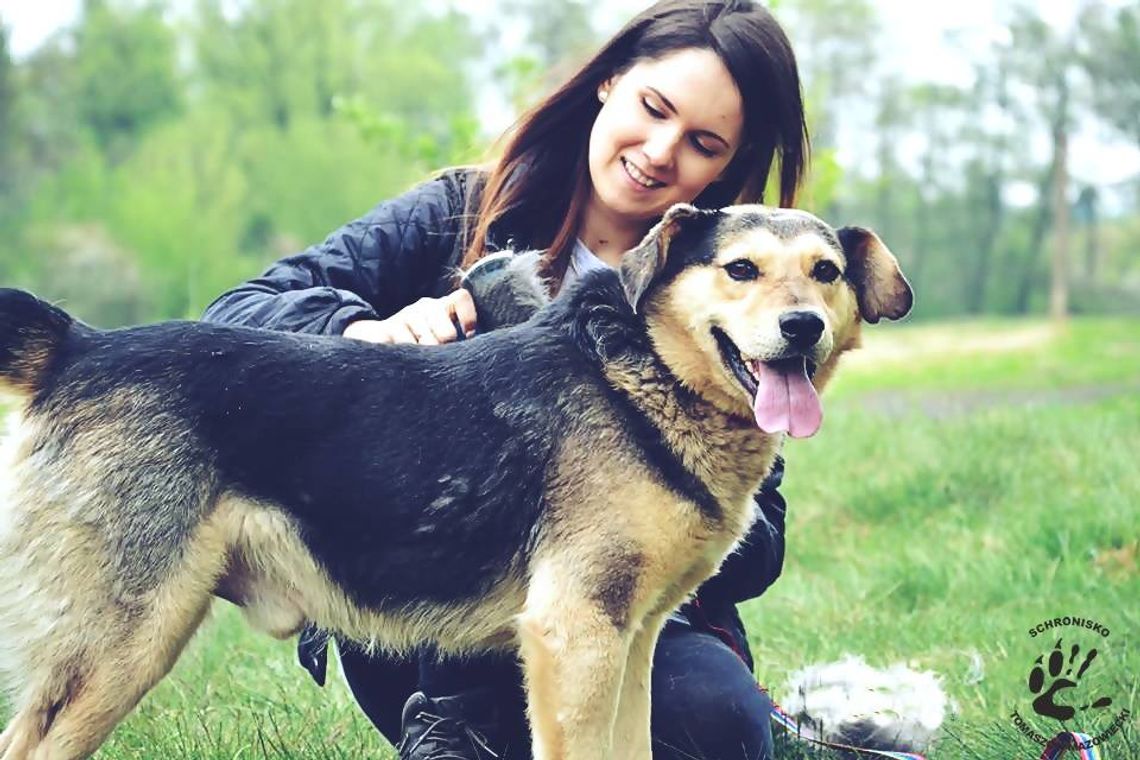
[{"left": 202, "top": 171, "right": 470, "bottom": 336}]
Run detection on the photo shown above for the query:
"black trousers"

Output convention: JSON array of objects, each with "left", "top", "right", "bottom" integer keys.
[{"left": 338, "top": 615, "right": 775, "bottom": 759}]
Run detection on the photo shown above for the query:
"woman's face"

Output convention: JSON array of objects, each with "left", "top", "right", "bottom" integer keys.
[{"left": 587, "top": 48, "right": 745, "bottom": 226}]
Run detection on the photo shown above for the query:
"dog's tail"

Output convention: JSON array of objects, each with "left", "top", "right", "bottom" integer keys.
[{"left": 0, "top": 288, "right": 73, "bottom": 396}]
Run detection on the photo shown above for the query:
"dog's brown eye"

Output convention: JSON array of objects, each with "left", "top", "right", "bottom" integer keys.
[
  {"left": 724, "top": 260, "right": 759, "bottom": 282},
  {"left": 812, "top": 260, "right": 841, "bottom": 283}
]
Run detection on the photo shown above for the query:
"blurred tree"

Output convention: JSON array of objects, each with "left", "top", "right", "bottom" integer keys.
[
  {"left": 494, "top": 0, "right": 598, "bottom": 112},
  {"left": 193, "top": 0, "right": 478, "bottom": 141},
  {"left": 777, "top": 0, "right": 879, "bottom": 151},
  {"left": 0, "top": 20, "right": 14, "bottom": 198},
  {"left": 871, "top": 76, "right": 906, "bottom": 253},
  {"left": 12, "top": 41, "right": 84, "bottom": 178},
  {"left": 504, "top": 0, "right": 595, "bottom": 68},
  {"left": 957, "top": 59, "right": 1015, "bottom": 315},
  {"left": 906, "top": 82, "right": 969, "bottom": 303},
  {"left": 73, "top": 0, "right": 183, "bottom": 162},
  {"left": 1080, "top": 1, "right": 1140, "bottom": 148},
  {"left": 1001, "top": 7, "right": 1082, "bottom": 319},
  {"left": 1074, "top": 185, "right": 1100, "bottom": 280}
]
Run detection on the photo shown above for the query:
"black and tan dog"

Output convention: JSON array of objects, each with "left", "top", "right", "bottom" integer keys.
[{"left": 0, "top": 204, "right": 911, "bottom": 760}]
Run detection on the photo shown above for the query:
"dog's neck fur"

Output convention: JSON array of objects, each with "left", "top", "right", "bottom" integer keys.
[{"left": 552, "top": 272, "right": 779, "bottom": 524}]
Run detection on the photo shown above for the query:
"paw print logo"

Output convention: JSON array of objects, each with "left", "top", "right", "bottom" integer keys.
[{"left": 1028, "top": 639, "right": 1114, "bottom": 721}]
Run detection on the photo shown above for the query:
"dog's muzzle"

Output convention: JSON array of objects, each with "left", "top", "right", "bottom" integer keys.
[{"left": 712, "top": 319, "right": 824, "bottom": 439}]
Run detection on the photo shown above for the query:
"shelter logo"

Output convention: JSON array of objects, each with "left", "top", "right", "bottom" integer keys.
[
  {"left": 1010, "top": 616, "right": 1132, "bottom": 754},
  {"left": 1028, "top": 638, "right": 1113, "bottom": 721}
]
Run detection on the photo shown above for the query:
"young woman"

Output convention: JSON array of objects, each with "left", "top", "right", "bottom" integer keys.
[{"left": 204, "top": 2, "right": 808, "bottom": 758}]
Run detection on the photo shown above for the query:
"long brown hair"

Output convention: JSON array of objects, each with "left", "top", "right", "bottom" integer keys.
[{"left": 462, "top": 0, "right": 810, "bottom": 281}]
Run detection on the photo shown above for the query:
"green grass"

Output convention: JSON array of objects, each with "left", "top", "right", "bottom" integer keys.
[
  {"left": 3, "top": 316, "right": 1139, "bottom": 758},
  {"left": 827, "top": 317, "right": 1140, "bottom": 399},
  {"left": 746, "top": 316, "right": 1140, "bottom": 758}
]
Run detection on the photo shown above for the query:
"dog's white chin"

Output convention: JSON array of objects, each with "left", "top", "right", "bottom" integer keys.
[{"left": 781, "top": 655, "right": 953, "bottom": 753}]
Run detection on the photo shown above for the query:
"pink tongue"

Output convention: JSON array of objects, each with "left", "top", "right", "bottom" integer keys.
[{"left": 751, "top": 359, "right": 822, "bottom": 438}]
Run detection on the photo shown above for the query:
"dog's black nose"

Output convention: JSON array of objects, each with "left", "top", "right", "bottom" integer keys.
[{"left": 779, "top": 310, "right": 824, "bottom": 350}]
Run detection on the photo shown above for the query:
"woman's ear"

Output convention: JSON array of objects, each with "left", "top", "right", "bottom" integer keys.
[{"left": 597, "top": 76, "right": 616, "bottom": 104}]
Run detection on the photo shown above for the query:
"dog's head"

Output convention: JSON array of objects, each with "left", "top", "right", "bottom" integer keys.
[{"left": 621, "top": 203, "right": 913, "bottom": 437}]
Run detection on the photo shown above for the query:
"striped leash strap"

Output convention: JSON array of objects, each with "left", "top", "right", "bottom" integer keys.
[
  {"left": 767, "top": 697, "right": 927, "bottom": 760},
  {"left": 1038, "top": 731, "right": 1102, "bottom": 760}
]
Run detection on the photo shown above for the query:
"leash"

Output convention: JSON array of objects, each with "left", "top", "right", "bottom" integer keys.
[
  {"left": 1037, "top": 732, "right": 1102, "bottom": 760},
  {"left": 766, "top": 696, "right": 927, "bottom": 759}
]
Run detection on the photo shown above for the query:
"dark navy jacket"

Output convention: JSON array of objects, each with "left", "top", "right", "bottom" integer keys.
[{"left": 202, "top": 168, "right": 786, "bottom": 645}]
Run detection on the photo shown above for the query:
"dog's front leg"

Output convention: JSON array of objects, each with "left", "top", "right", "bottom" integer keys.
[
  {"left": 610, "top": 612, "right": 666, "bottom": 760},
  {"left": 518, "top": 562, "right": 632, "bottom": 760}
]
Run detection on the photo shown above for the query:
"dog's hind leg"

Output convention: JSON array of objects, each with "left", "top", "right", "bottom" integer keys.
[
  {"left": 1, "top": 565, "right": 221, "bottom": 760},
  {"left": 0, "top": 511, "right": 230, "bottom": 760}
]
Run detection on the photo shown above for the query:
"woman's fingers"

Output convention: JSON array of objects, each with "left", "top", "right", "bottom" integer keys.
[
  {"left": 421, "top": 298, "right": 460, "bottom": 344},
  {"left": 343, "top": 319, "right": 395, "bottom": 344},
  {"left": 449, "top": 289, "right": 478, "bottom": 339},
  {"left": 342, "top": 291, "right": 480, "bottom": 346},
  {"left": 386, "top": 319, "right": 420, "bottom": 345},
  {"left": 404, "top": 302, "right": 442, "bottom": 345}
]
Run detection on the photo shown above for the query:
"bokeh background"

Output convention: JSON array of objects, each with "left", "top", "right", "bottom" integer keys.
[
  {"left": 1, "top": 0, "right": 1138, "bottom": 324},
  {"left": 0, "top": 1, "right": 1137, "bottom": 758}
]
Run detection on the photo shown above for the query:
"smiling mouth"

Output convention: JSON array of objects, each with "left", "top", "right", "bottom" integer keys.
[
  {"left": 711, "top": 327, "right": 822, "bottom": 438},
  {"left": 621, "top": 157, "right": 664, "bottom": 189}
]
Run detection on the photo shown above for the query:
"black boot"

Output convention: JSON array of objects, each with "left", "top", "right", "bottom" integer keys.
[{"left": 396, "top": 689, "right": 502, "bottom": 760}]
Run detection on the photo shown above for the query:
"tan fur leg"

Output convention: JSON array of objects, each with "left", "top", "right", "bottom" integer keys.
[
  {"left": 519, "top": 562, "right": 632, "bottom": 760},
  {"left": 0, "top": 710, "right": 39, "bottom": 760},
  {"left": 0, "top": 585, "right": 213, "bottom": 760},
  {"left": 611, "top": 613, "right": 665, "bottom": 760},
  {"left": 0, "top": 507, "right": 228, "bottom": 760}
]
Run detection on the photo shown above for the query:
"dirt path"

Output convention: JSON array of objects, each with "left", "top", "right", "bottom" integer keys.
[{"left": 850, "top": 382, "right": 1140, "bottom": 420}]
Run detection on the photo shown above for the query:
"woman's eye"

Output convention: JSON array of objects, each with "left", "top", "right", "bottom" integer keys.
[
  {"left": 691, "top": 137, "right": 716, "bottom": 157},
  {"left": 724, "top": 260, "right": 760, "bottom": 282},
  {"left": 813, "top": 260, "right": 841, "bottom": 283},
  {"left": 641, "top": 98, "right": 665, "bottom": 119}
]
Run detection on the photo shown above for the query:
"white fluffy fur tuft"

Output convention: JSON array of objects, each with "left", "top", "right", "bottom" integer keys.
[{"left": 781, "top": 655, "right": 952, "bottom": 753}]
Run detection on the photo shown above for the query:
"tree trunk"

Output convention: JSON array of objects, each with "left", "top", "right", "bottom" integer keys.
[
  {"left": 1012, "top": 166, "right": 1053, "bottom": 314},
  {"left": 1049, "top": 125, "right": 1070, "bottom": 321},
  {"left": 965, "top": 173, "right": 1003, "bottom": 313}
]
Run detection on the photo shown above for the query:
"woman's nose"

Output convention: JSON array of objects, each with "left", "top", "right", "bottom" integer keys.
[{"left": 642, "top": 126, "right": 680, "bottom": 169}]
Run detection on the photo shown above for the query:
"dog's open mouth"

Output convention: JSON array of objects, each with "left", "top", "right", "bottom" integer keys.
[{"left": 712, "top": 327, "right": 822, "bottom": 438}]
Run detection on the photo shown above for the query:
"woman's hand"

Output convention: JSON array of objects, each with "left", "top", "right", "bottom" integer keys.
[{"left": 342, "top": 290, "right": 478, "bottom": 345}]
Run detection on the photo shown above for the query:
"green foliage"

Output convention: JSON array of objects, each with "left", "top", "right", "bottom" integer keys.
[
  {"left": 1081, "top": 2, "right": 1140, "bottom": 147},
  {"left": 72, "top": 0, "right": 182, "bottom": 160},
  {"left": 0, "top": 20, "right": 14, "bottom": 196},
  {"left": 1, "top": 0, "right": 486, "bottom": 324},
  {"left": 0, "top": 0, "right": 1138, "bottom": 325}
]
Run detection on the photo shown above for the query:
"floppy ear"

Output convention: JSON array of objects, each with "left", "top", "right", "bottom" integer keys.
[
  {"left": 837, "top": 226, "right": 914, "bottom": 324},
  {"left": 619, "top": 203, "right": 706, "bottom": 312}
]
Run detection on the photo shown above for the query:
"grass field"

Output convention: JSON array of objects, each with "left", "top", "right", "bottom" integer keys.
[
  {"left": 3, "top": 317, "right": 1138, "bottom": 759},
  {"left": 752, "top": 317, "right": 1140, "bottom": 759}
]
